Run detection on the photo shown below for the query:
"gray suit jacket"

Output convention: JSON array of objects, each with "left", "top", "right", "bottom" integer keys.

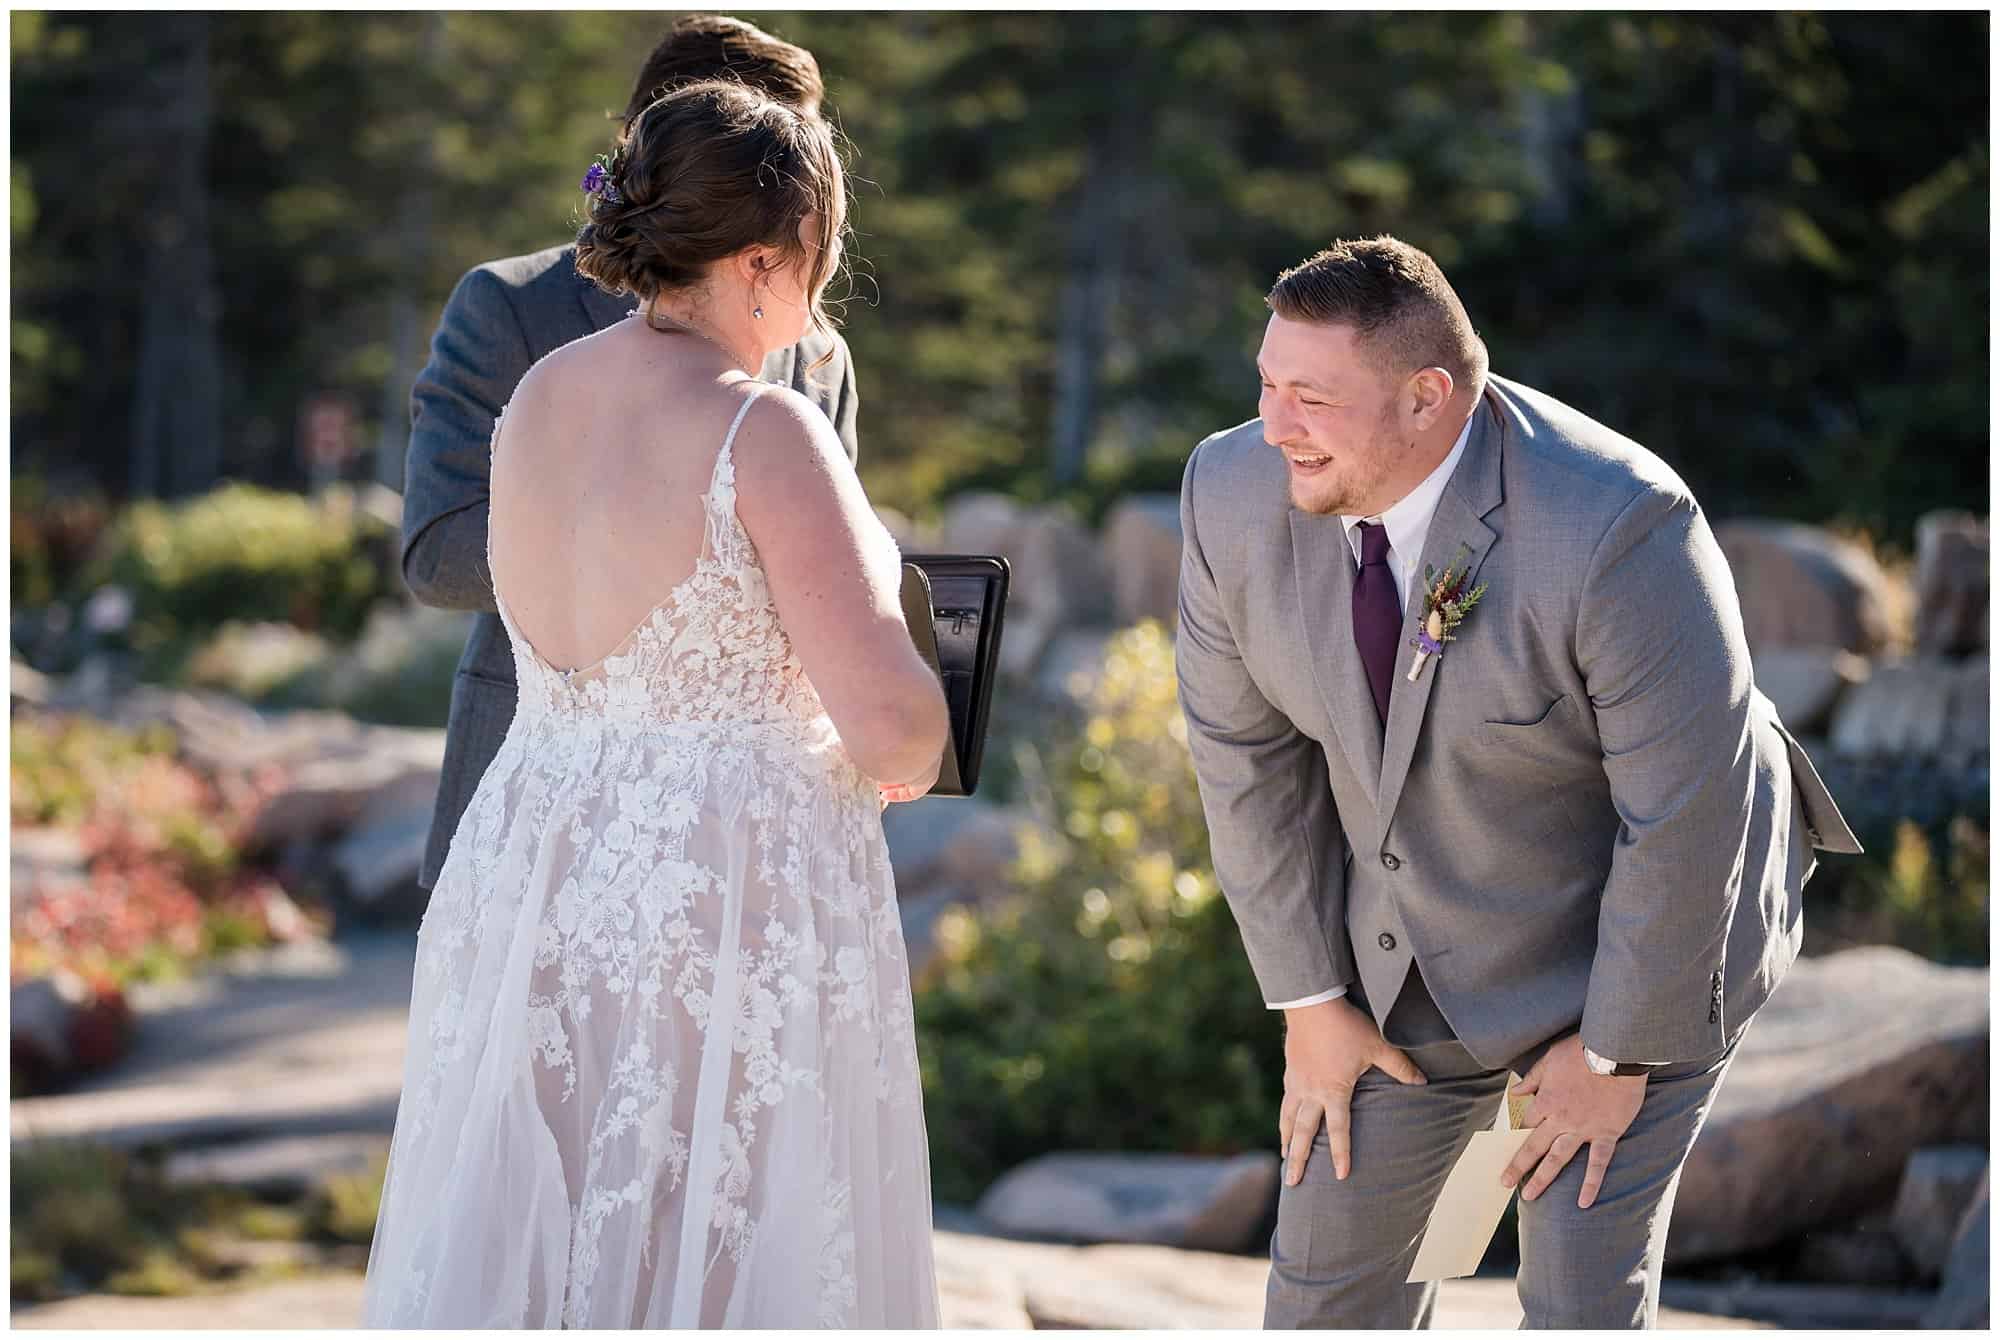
[
  {"left": 402, "top": 243, "right": 859, "bottom": 889},
  {"left": 1176, "top": 375, "right": 1860, "bottom": 1069}
]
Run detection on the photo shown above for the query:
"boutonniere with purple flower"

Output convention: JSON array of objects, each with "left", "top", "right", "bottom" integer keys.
[
  {"left": 1406, "top": 559, "right": 1487, "bottom": 683},
  {"left": 581, "top": 152, "right": 622, "bottom": 206}
]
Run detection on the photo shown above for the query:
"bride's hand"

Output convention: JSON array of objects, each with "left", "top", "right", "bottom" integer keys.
[{"left": 879, "top": 748, "right": 943, "bottom": 806}]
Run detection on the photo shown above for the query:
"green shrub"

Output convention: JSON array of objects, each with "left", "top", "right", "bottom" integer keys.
[
  {"left": 1807, "top": 815, "right": 1989, "bottom": 964},
  {"left": 82, "top": 483, "right": 394, "bottom": 649},
  {"left": 8, "top": 1140, "right": 386, "bottom": 1303},
  {"left": 915, "top": 621, "right": 1282, "bottom": 1202}
]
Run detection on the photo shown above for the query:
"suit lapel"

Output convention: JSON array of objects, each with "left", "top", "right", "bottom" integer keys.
[
  {"left": 1375, "top": 394, "right": 1506, "bottom": 832},
  {"left": 1292, "top": 508, "right": 1382, "bottom": 812}
]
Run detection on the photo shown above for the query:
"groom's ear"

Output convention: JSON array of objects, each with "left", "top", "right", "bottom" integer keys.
[{"left": 1406, "top": 366, "right": 1455, "bottom": 428}]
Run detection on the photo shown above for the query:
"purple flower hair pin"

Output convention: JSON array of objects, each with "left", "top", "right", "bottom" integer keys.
[{"left": 581, "top": 153, "right": 622, "bottom": 206}]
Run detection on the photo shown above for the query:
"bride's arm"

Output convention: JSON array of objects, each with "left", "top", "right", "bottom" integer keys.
[{"left": 733, "top": 387, "right": 949, "bottom": 790}]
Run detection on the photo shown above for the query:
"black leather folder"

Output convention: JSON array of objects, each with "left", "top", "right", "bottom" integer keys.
[{"left": 899, "top": 555, "right": 1010, "bottom": 797}]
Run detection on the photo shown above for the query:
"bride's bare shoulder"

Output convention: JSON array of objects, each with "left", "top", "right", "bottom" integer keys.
[{"left": 730, "top": 381, "right": 848, "bottom": 481}]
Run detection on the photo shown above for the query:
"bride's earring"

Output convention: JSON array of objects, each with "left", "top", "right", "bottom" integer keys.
[{"left": 752, "top": 305, "right": 765, "bottom": 320}]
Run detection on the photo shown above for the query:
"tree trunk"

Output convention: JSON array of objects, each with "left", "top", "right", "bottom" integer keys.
[
  {"left": 128, "top": 13, "right": 221, "bottom": 499},
  {"left": 1047, "top": 76, "right": 1142, "bottom": 488},
  {"left": 375, "top": 12, "right": 449, "bottom": 493}
]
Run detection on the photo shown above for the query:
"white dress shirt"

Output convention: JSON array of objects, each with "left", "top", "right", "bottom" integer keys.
[{"left": 1267, "top": 407, "right": 1477, "bottom": 1012}]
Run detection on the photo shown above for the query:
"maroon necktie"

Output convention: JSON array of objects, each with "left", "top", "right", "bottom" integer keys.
[{"left": 1352, "top": 521, "right": 1401, "bottom": 728}]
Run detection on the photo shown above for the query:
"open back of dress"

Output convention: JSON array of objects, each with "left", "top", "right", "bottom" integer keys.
[{"left": 362, "top": 384, "right": 938, "bottom": 1327}]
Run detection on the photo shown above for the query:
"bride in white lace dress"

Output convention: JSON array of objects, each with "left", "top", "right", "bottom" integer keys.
[{"left": 362, "top": 82, "right": 948, "bottom": 1328}]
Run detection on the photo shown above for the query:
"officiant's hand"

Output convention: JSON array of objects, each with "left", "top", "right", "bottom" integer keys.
[
  {"left": 1279, "top": 997, "right": 1428, "bottom": 1187},
  {"left": 1502, "top": 1033, "right": 1646, "bottom": 1209}
]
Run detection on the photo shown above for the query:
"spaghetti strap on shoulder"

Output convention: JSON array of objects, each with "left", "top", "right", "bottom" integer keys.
[{"left": 701, "top": 381, "right": 769, "bottom": 566}]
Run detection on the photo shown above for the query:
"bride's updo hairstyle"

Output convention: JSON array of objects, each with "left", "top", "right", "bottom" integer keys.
[{"left": 575, "top": 79, "right": 845, "bottom": 331}]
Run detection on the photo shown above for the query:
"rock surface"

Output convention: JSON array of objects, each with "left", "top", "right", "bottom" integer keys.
[
  {"left": 1788, "top": 1223, "right": 1913, "bottom": 1288},
  {"left": 7, "top": 1235, "right": 1770, "bottom": 1330},
  {"left": 1890, "top": 1145, "right": 1989, "bottom": 1280},
  {"left": 1666, "top": 947, "right": 1989, "bottom": 1265},
  {"left": 1752, "top": 647, "right": 1870, "bottom": 736},
  {"left": 164, "top": 1132, "right": 388, "bottom": 1197},
  {"left": 1924, "top": 1169, "right": 1990, "bottom": 1328},
  {"left": 884, "top": 798, "right": 1034, "bottom": 978},
  {"left": 975, "top": 1151, "right": 1280, "bottom": 1254},
  {"left": 1015, "top": 506, "right": 1114, "bottom": 627},
  {"left": 1827, "top": 655, "right": 1990, "bottom": 768},
  {"left": 10, "top": 933, "right": 412, "bottom": 1151},
  {"left": 1714, "top": 520, "right": 1897, "bottom": 656},
  {"left": 941, "top": 492, "right": 1030, "bottom": 565},
  {"left": 1913, "top": 510, "right": 1989, "bottom": 656},
  {"left": 1102, "top": 495, "right": 1183, "bottom": 627}
]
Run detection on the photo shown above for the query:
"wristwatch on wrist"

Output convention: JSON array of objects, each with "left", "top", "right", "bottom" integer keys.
[{"left": 1582, "top": 1045, "right": 1659, "bottom": 1078}]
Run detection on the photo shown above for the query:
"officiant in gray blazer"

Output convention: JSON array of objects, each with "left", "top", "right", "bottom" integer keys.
[
  {"left": 1175, "top": 236, "right": 1859, "bottom": 1329},
  {"left": 401, "top": 15, "right": 858, "bottom": 893}
]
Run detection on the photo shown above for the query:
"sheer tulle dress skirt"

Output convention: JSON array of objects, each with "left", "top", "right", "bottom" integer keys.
[{"left": 360, "top": 710, "right": 940, "bottom": 1328}]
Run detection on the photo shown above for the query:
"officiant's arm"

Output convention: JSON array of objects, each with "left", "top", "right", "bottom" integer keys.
[
  {"left": 1575, "top": 485, "right": 1757, "bottom": 1065},
  {"left": 399, "top": 265, "right": 533, "bottom": 613},
  {"left": 1175, "top": 448, "right": 1354, "bottom": 1006}
]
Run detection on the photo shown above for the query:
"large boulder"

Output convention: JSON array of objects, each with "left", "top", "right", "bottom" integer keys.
[
  {"left": 1788, "top": 1222, "right": 1913, "bottom": 1288},
  {"left": 884, "top": 798, "right": 1036, "bottom": 979},
  {"left": 164, "top": 1132, "right": 387, "bottom": 1198},
  {"left": 1913, "top": 511, "right": 1989, "bottom": 657},
  {"left": 248, "top": 725, "right": 445, "bottom": 851},
  {"left": 1103, "top": 496, "right": 1183, "bottom": 627},
  {"left": 1752, "top": 648, "right": 1870, "bottom": 737},
  {"left": 1666, "top": 947, "right": 1989, "bottom": 1265},
  {"left": 1889, "top": 1145, "right": 1988, "bottom": 1280},
  {"left": 1015, "top": 505, "right": 1114, "bottom": 627},
  {"left": 10, "top": 973, "right": 135, "bottom": 1091},
  {"left": 1924, "top": 1171, "right": 1990, "bottom": 1328},
  {"left": 1714, "top": 520, "right": 1898, "bottom": 656},
  {"left": 10, "top": 658, "right": 51, "bottom": 705},
  {"left": 939, "top": 492, "right": 1029, "bottom": 564},
  {"left": 1827, "top": 656, "right": 1989, "bottom": 769},
  {"left": 975, "top": 1151, "right": 1280, "bottom": 1254}
]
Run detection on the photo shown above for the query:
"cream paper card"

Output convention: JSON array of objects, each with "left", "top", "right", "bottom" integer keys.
[{"left": 1406, "top": 1084, "right": 1533, "bottom": 1283}]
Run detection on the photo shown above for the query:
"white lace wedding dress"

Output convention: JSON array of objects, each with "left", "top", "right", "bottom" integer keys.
[{"left": 361, "top": 386, "right": 939, "bottom": 1327}]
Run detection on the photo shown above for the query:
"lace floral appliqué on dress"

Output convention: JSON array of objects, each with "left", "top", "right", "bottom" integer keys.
[{"left": 361, "top": 386, "right": 938, "bottom": 1328}]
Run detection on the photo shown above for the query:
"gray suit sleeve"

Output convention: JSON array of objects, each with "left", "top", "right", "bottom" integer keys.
[
  {"left": 1575, "top": 486, "right": 1757, "bottom": 1063},
  {"left": 399, "top": 266, "right": 534, "bottom": 612},
  {"left": 1175, "top": 447, "right": 1354, "bottom": 1007}
]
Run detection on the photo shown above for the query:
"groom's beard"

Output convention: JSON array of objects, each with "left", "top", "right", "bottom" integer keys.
[{"left": 1288, "top": 408, "right": 1403, "bottom": 517}]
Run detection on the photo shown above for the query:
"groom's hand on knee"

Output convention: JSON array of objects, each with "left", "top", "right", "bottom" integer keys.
[
  {"left": 1500, "top": 1034, "right": 1646, "bottom": 1209},
  {"left": 1279, "top": 997, "right": 1427, "bottom": 1187}
]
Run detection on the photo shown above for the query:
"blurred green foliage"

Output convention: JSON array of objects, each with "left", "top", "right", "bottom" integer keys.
[
  {"left": 8, "top": 12, "right": 1988, "bottom": 546},
  {"left": 82, "top": 484, "right": 394, "bottom": 653},
  {"left": 915, "top": 623, "right": 1282, "bottom": 1202},
  {"left": 9, "top": 1140, "right": 386, "bottom": 1303},
  {"left": 1808, "top": 815, "right": 1990, "bottom": 964}
]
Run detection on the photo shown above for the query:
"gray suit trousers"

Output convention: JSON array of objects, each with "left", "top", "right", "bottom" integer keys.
[{"left": 1264, "top": 966, "right": 1739, "bottom": 1330}]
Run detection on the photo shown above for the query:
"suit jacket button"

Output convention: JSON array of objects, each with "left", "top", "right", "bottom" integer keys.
[
  {"left": 1378, "top": 932, "right": 1398, "bottom": 951},
  {"left": 1380, "top": 852, "right": 1402, "bottom": 871}
]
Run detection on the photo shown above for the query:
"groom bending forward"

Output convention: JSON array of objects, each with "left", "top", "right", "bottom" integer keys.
[{"left": 1174, "top": 236, "right": 1859, "bottom": 1328}]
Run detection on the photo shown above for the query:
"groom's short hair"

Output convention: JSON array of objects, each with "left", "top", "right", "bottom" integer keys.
[
  {"left": 1268, "top": 237, "right": 1488, "bottom": 393},
  {"left": 625, "top": 14, "right": 824, "bottom": 123}
]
